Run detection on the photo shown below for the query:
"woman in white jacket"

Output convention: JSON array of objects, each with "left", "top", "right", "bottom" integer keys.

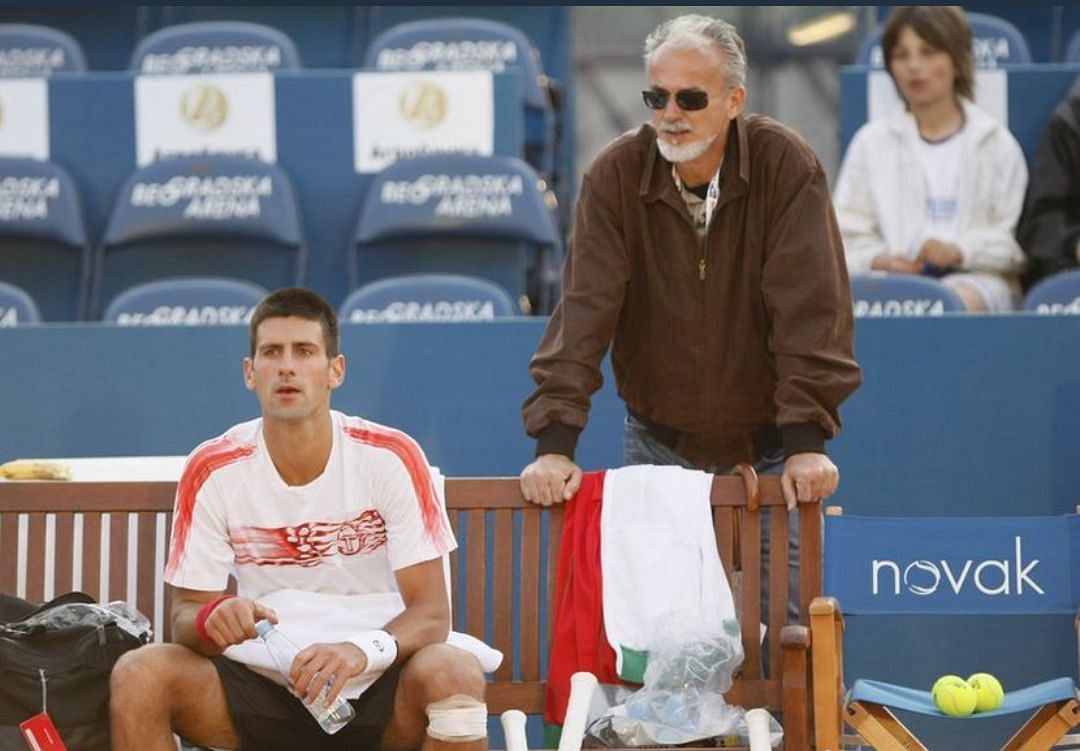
[{"left": 834, "top": 6, "right": 1028, "bottom": 312}]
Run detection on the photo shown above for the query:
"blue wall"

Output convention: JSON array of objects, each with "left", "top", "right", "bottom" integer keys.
[{"left": 3, "top": 317, "right": 1076, "bottom": 519}]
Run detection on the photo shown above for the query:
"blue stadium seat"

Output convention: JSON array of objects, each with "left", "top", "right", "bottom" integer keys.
[
  {"left": 364, "top": 18, "right": 557, "bottom": 179},
  {"left": 93, "top": 156, "right": 305, "bottom": 319},
  {"left": 129, "top": 21, "right": 301, "bottom": 74},
  {"left": 1023, "top": 269, "right": 1080, "bottom": 315},
  {"left": 0, "top": 157, "right": 91, "bottom": 321},
  {"left": 856, "top": 11, "right": 1032, "bottom": 68},
  {"left": 1064, "top": 29, "right": 1080, "bottom": 63},
  {"left": 0, "top": 23, "right": 87, "bottom": 76},
  {"left": 850, "top": 273, "right": 965, "bottom": 317},
  {"left": 0, "top": 281, "right": 41, "bottom": 326},
  {"left": 103, "top": 277, "right": 267, "bottom": 326},
  {"left": 340, "top": 273, "right": 517, "bottom": 324},
  {"left": 351, "top": 154, "right": 559, "bottom": 312}
]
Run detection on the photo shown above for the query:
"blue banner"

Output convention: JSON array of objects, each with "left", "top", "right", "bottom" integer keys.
[{"left": 824, "top": 515, "right": 1078, "bottom": 614}]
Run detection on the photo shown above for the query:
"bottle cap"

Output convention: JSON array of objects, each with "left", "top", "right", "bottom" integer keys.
[{"left": 254, "top": 619, "right": 273, "bottom": 638}]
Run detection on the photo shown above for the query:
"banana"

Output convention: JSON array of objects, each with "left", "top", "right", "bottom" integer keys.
[{"left": 0, "top": 460, "right": 73, "bottom": 481}]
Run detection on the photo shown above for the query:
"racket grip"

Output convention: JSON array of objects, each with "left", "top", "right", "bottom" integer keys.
[
  {"left": 500, "top": 709, "right": 528, "bottom": 751},
  {"left": 557, "top": 671, "right": 598, "bottom": 751},
  {"left": 745, "top": 707, "right": 774, "bottom": 751}
]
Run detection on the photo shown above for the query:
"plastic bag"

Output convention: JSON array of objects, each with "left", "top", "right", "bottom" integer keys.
[
  {"left": 585, "top": 611, "right": 746, "bottom": 746},
  {"left": 9, "top": 600, "right": 152, "bottom": 641}
]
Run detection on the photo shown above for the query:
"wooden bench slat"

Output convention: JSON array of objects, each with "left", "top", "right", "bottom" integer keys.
[
  {"left": 465, "top": 510, "right": 486, "bottom": 640},
  {"left": 800, "top": 503, "right": 822, "bottom": 623},
  {"left": 769, "top": 506, "right": 789, "bottom": 681},
  {"left": 0, "top": 513, "right": 18, "bottom": 595},
  {"left": 492, "top": 509, "right": 513, "bottom": 681},
  {"left": 109, "top": 512, "right": 128, "bottom": 604},
  {"left": 81, "top": 512, "right": 102, "bottom": 600},
  {"left": 739, "top": 508, "right": 762, "bottom": 680},
  {"left": 25, "top": 513, "right": 46, "bottom": 603},
  {"left": 54, "top": 512, "right": 75, "bottom": 596},
  {"left": 136, "top": 512, "right": 156, "bottom": 629},
  {"left": 714, "top": 506, "right": 736, "bottom": 594},
  {"left": 520, "top": 509, "right": 541, "bottom": 682},
  {"left": 545, "top": 508, "right": 562, "bottom": 650}
]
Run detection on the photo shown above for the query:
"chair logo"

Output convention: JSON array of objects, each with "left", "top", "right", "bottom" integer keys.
[
  {"left": 872, "top": 536, "right": 1043, "bottom": 597},
  {"left": 398, "top": 80, "right": 447, "bottom": 130},
  {"left": 180, "top": 84, "right": 229, "bottom": 132}
]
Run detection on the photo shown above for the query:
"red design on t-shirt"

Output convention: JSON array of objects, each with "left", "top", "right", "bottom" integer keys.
[
  {"left": 230, "top": 509, "right": 387, "bottom": 567},
  {"left": 344, "top": 423, "right": 452, "bottom": 551},
  {"left": 166, "top": 436, "right": 257, "bottom": 578}
]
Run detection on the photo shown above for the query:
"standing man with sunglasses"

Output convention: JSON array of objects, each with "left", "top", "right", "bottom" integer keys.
[{"left": 520, "top": 15, "right": 861, "bottom": 563}]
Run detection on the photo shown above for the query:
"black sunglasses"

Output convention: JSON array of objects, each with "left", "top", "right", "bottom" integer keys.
[{"left": 642, "top": 87, "right": 710, "bottom": 112}]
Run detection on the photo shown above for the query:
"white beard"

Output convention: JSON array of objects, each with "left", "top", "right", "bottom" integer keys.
[{"left": 656, "top": 133, "right": 716, "bottom": 163}]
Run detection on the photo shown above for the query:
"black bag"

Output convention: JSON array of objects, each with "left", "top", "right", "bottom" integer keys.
[{"left": 0, "top": 591, "right": 150, "bottom": 751}]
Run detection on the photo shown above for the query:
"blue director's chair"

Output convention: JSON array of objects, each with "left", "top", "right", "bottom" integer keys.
[{"left": 810, "top": 509, "right": 1080, "bottom": 750}]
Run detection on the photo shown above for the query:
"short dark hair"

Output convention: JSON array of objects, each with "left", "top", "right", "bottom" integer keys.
[
  {"left": 882, "top": 6, "right": 974, "bottom": 102},
  {"left": 249, "top": 287, "right": 340, "bottom": 358}
]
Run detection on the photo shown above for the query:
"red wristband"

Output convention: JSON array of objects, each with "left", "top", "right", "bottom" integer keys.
[{"left": 194, "top": 594, "right": 235, "bottom": 642}]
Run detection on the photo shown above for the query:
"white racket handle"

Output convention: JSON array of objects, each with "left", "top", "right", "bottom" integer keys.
[
  {"left": 745, "top": 707, "right": 773, "bottom": 751},
  {"left": 557, "top": 671, "right": 598, "bottom": 751},
  {"left": 500, "top": 709, "right": 528, "bottom": 751}
]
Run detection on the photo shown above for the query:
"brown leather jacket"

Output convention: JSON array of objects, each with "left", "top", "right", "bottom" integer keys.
[{"left": 523, "top": 115, "right": 862, "bottom": 468}]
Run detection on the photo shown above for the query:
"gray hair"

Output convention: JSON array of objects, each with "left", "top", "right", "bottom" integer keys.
[{"left": 644, "top": 15, "right": 747, "bottom": 90}]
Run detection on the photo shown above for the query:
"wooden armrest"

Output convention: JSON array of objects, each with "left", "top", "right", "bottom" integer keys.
[
  {"left": 780, "top": 623, "right": 810, "bottom": 650},
  {"left": 809, "top": 597, "right": 846, "bottom": 751}
]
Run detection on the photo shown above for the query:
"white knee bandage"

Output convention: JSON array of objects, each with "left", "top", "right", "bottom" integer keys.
[{"left": 426, "top": 694, "right": 488, "bottom": 743}]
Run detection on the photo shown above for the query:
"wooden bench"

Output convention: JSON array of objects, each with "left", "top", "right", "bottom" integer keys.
[{"left": 0, "top": 475, "right": 821, "bottom": 750}]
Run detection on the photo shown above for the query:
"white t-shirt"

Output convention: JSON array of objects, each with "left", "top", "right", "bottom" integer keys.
[
  {"left": 914, "top": 130, "right": 966, "bottom": 250},
  {"left": 165, "top": 410, "right": 457, "bottom": 697}
]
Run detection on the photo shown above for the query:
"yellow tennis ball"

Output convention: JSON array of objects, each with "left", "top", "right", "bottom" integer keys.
[
  {"left": 931, "top": 675, "right": 978, "bottom": 716},
  {"left": 967, "top": 673, "right": 1005, "bottom": 712}
]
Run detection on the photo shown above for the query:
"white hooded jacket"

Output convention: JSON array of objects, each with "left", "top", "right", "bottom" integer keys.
[{"left": 834, "top": 99, "right": 1028, "bottom": 278}]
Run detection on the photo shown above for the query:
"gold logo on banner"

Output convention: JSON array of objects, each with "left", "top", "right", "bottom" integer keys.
[
  {"left": 398, "top": 81, "right": 447, "bottom": 130},
  {"left": 179, "top": 84, "right": 229, "bottom": 132}
]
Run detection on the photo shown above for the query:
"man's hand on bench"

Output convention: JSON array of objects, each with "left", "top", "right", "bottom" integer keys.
[{"left": 520, "top": 453, "right": 582, "bottom": 506}]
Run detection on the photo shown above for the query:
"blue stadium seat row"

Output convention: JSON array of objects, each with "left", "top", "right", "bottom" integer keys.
[
  {"left": 0, "top": 153, "right": 557, "bottom": 324},
  {"left": 850, "top": 272, "right": 1080, "bottom": 319}
]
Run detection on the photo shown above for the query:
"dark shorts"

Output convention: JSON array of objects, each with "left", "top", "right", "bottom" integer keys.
[{"left": 207, "top": 656, "right": 402, "bottom": 751}]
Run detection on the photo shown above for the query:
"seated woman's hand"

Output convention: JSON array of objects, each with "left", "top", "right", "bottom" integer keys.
[
  {"left": 916, "top": 239, "right": 963, "bottom": 269},
  {"left": 871, "top": 254, "right": 922, "bottom": 274}
]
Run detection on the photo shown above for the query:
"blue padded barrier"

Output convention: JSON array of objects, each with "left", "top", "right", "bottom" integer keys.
[
  {"left": 102, "top": 277, "right": 267, "bottom": 326},
  {"left": 129, "top": 21, "right": 301, "bottom": 74},
  {"left": 0, "top": 23, "right": 86, "bottom": 76},
  {"left": 0, "top": 157, "right": 91, "bottom": 321},
  {"left": 94, "top": 156, "right": 304, "bottom": 318}
]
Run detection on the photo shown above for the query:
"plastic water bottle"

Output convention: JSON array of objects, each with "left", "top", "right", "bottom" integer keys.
[{"left": 255, "top": 619, "right": 356, "bottom": 734}]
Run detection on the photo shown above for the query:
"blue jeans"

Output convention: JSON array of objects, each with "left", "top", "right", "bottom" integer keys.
[{"left": 623, "top": 414, "right": 800, "bottom": 624}]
